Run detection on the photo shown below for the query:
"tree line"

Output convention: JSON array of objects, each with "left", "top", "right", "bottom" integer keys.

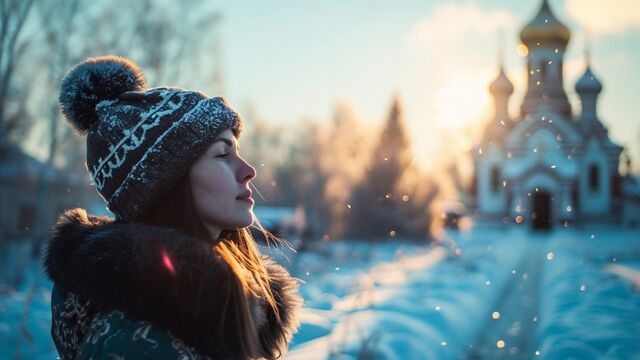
[
  {"left": 241, "top": 97, "right": 440, "bottom": 242},
  {"left": 1, "top": 0, "right": 442, "bottom": 243}
]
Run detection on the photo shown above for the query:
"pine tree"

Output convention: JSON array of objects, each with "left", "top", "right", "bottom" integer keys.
[{"left": 347, "top": 96, "right": 434, "bottom": 240}]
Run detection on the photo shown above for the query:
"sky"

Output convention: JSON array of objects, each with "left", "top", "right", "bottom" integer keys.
[{"left": 207, "top": 0, "right": 640, "bottom": 173}]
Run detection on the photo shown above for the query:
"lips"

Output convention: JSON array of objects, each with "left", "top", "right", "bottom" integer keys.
[{"left": 236, "top": 190, "right": 254, "bottom": 204}]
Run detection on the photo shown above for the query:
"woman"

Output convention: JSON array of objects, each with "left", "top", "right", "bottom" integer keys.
[{"left": 43, "top": 56, "right": 302, "bottom": 359}]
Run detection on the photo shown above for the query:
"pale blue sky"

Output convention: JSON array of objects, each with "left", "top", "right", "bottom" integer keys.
[{"left": 208, "top": 0, "right": 640, "bottom": 172}]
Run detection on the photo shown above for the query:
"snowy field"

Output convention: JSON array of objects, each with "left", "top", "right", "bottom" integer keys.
[
  {"left": 285, "top": 227, "right": 640, "bottom": 360},
  {"left": 1, "top": 227, "right": 639, "bottom": 359}
]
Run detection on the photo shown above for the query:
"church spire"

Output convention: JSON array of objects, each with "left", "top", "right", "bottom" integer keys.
[
  {"left": 485, "top": 35, "right": 513, "bottom": 141},
  {"left": 519, "top": 0, "right": 572, "bottom": 118},
  {"left": 575, "top": 46, "right": 604, "bottom": 134}
]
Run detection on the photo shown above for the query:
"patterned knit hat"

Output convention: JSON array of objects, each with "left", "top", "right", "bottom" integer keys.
[{"left": 59, "top": 56, "right": 242, "bottom": 221}]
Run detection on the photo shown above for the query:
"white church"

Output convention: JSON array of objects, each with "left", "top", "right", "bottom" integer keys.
[{"left": 471, "top": 0, "right": 640, "bottom": 229}]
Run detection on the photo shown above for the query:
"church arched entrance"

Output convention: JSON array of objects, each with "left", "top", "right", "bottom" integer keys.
[{"left": 531, "top": 191, "right": 552, "bottom": 230}]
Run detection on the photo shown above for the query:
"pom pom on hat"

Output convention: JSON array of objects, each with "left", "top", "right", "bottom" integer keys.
[{"left": 59, "top": 56, "right": 146, "bottom": 134}]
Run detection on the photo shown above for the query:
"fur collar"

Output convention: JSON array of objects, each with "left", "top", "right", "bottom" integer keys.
[{"left": 43, "top": 208, "right": 302, "bottom": 359}]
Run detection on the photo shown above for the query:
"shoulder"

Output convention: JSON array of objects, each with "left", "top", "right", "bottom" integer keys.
[
  {"left": 44, "top": 209, "right": 237, "bottom": 355},
  {"left": 258, "top": 256, "right": 304, "bottom": 358},
  {"left": 77, "top": 311, "right": 211, "bottom": 360}
]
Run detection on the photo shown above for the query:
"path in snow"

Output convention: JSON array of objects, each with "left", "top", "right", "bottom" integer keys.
[{"left": 467, "top": 236, "right": 545, "bottom": 359}]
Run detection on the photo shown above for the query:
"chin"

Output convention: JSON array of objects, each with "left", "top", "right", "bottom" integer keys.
[{"left": 230, "top": 212, "right": 255, "bottom": 230}]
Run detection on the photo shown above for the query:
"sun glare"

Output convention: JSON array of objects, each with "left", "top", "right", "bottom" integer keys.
[{"left": 434, "top": 73, "right": 491, "bottom": 130}]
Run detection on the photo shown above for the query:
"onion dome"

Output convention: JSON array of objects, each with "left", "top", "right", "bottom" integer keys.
[
  {"left": 489, "top": 69, "right": 514, "bottom": 96},
  {"left": 520, "top": 0, "right": 570, "bottom": 47},
  {"left": 575, "top": 66, "right": 602, "bottom": 95}
]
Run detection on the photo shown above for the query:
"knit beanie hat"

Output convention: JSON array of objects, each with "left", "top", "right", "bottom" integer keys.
[{"left": 59, "top": 56, "right": 242, "bottom": 221}]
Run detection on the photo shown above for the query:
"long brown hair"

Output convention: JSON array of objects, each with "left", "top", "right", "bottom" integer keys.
[{"left": 138, "top": 174, "right": 281, "bottom": 359}]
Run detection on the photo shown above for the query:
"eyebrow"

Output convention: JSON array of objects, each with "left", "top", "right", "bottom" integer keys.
[{"left": 211, "top": 138, "right": 239, "bottom": 150}]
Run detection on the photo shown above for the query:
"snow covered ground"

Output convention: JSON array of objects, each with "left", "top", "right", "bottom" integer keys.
[
  {"left": 0, "top": 243, "right": 57, "bottom": 360},
  {"left": 537, "top": 230, "right": 640, "bottom": 359},
  {"left": 285, "top": 227, "right": 640, "bottom": 360},
  {"left": 0, "top": 227, "right": 639, "bottom": 359}
]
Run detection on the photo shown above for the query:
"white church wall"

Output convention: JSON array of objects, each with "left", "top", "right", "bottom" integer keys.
[
  {"left": 506, "top": 109, "right": 581, "bottom": 150},
  {"left": 508, "top": 182, "right": 525, "bottom": 222},
  {"left": 477, "top": 144, "right": 506, "bottom": 215},
  {"left": 527, "top": 127, "right": 575, "bottom": 174},
  {"left": 580, "top": 137, "right": 610, "bottom": 215},
  {"left": 503, "top": 127, "right": 576, "bottom": 180}
]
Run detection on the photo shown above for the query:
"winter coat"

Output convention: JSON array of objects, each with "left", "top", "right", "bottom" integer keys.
[{"left": 43, "top": 208, "right": 302, "bottom": 359}]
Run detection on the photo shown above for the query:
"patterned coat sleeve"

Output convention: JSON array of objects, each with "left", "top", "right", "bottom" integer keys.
[
  {"left": 76, "top": 311, "right": 211, "bottom": 360},
  {"left": 51, "top": 286, "right": 209, "bottom": 360}
]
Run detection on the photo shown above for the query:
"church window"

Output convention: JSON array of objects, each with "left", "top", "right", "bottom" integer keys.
[
  {"left": 588, "top": 164, "right": 599, "bottom": 192},
  {"left": 491, "top": 166, "right": 501, "bottom": 193}
]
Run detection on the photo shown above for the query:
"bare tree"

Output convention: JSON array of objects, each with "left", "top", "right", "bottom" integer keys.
[
  {"left": 34, "top": 0, "right": 84, "bottom": 166},
  {"left": 30, "top": 0, "right": 85, "bottom": 256},
  {"left": 0, "top": 0, "right": 35, "bottom": 141},
  {"left": 78, "top": 0, "right": 222, "bottom": 89}
]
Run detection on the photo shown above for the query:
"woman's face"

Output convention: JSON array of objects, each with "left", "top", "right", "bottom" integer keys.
[{"left": 188, "top": 129, "right": 257, "bottom": 237}]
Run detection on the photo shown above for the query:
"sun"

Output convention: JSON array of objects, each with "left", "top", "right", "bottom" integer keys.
[{"left": 433, "top": 71, "right": 492, "bottom": 129}]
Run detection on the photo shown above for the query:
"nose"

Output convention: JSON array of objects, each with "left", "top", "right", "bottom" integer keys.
[{"left": 238, "top": 157, "right": 256, "bottom": 184}]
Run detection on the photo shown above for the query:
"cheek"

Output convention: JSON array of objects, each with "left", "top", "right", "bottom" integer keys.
[
  {"left": 191, "top": 172, "right": 231, "bottom": 216},
  {"left": 189, "top": 163, "right": 246, "bottom": 228}
]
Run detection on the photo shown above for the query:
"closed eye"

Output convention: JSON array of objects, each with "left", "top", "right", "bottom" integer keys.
[{"left": 216, "top": 153, "right": 229, "bottom": 158}]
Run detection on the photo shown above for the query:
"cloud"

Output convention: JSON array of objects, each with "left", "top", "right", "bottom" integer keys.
[
  {"left": 406, "top": 2, "right": 517, "bottom": 50},
  {"left": 565, "top": 0, "right": 640, "bottom": 35}
]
